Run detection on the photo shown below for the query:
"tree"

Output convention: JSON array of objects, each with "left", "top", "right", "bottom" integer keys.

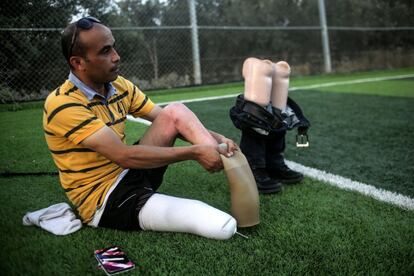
[
  {"left": 0, "top": 0, "right": 119, "bottom": 99},
  {"left": 0, "top": 0, "right": 77, "bottom": 97}
]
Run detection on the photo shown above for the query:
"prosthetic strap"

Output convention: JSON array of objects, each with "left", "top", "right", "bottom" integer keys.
[
  {"left": 229, "top": 94, "right": 311, "bottom": 147},
  {"left": 230, "top": 95, "right": 283, "bottom": 133},
  {"left": 285, "top": 97, "right": 311, "bottom": 147}
]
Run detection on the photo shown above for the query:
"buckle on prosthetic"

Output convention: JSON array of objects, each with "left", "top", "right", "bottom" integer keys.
[
  {"left": 285, "top": 98, "right": 311, "bottom": 147},
  {"left": 296, "top": 129, "right": 309, "bottom": 147}
]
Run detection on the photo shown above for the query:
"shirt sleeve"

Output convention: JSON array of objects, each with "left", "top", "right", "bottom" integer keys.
[
  {"left": 124, "top": 79, "right": 155, "bottom": 117},
  {"left": 44, "top": 97, "right": 106, "bottom": 145}
]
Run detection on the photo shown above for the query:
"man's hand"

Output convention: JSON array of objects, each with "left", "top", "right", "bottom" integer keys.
[
  {"left": 208, "top": 131, "right": 238, "bottom": 157},
  {"left": 193, "top": 144, "right": 224, "bottom": 173},
  {"left": 216, "top": 136, "right": 238, "bottom": 157}
]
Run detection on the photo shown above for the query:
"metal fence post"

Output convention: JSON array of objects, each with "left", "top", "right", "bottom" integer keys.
[
  {"left": 188, "top": 0, "right": 202, "bottom": 84},
  {"left": 318, "top": 0, "right": 332, "bottom": 73}
]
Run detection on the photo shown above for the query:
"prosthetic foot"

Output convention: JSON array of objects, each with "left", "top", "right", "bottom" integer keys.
[
  {"left": 219, "top": 143, "right": 260, "bottom": 227},
  {"left": 239, "top": 129, "right": 283, "bottom": 194},
  {"left": 267, "top": 164, "right": 304, "bottom": 184},
  {"left": 252, "top": 168, "right": 282, "bottom": 193}
]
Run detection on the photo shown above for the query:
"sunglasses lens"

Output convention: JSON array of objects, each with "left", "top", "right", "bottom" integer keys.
[
  {"left": 87, "top": 17, "right": 101, "bottom": 23},
  {"left": 76, "top": 17, "right": 101, "bottom": 29},
  {"left": 69, "top": 17, "right": 102, "bottom": 58}
]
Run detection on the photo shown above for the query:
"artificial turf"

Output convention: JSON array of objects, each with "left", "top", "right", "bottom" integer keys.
[
  {"left": 0, "top": 68, "right": 413, "bottom": 275},
  {"left": 1, "top": 173, "right": 413, "bottom": 275}
]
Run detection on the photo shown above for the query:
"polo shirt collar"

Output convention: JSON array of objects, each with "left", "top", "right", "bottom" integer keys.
[{"left": 68, "top": 71, "right": 116, "bottom": 102}]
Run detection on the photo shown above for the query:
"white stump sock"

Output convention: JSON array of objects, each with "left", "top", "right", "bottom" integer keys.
[{"left": 139, "top": 193, "right": 236, "bottom": 240}]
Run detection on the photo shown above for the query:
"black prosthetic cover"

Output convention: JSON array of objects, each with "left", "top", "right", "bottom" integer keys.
[
  {"left": 240, "top": 129, "right": 266, "bottom": 169},
  {"left": 240, "top": 127, "right": 286, "bottom": 170},
  {"left": 265, "top": 129, "right": 286, "bottom": 169}
]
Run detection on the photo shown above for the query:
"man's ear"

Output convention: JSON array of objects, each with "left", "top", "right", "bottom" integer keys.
[{"left": 69, "top": 56, "right": 86, "bottom": 71}]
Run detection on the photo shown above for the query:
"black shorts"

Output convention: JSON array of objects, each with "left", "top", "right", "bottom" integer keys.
[{"left": 98, "top": 165, "right": 168, "bottom": 231}]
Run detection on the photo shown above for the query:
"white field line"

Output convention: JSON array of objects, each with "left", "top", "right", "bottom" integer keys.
[
  {"left": 127, "top": 73, "right": 414, "bottom": 210},
  {"left": 127, "top": 116, "right": 152, "bottom": 125},
  {"left": 286, "top": 160, "right": 414, "bottom": 211},
  {"left": 288, "top": 73, "right": 414, "bottom": 91},
  {"left": 127, "top": 73, "right": 414, "bottom": 124}
]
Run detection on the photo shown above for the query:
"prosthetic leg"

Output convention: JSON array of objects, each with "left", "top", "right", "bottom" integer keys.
[
  {"left": 219, "top": 143, "right": 259, "bottom": 227},
  {"left": 266, "top": 61, "right": 303, "bottom": 183},
  {"left": 239, "top": 58, "right": 288, "bottom": 193},
  {"left": 230, "top": 58, "right": 309, "bottom": 192}
]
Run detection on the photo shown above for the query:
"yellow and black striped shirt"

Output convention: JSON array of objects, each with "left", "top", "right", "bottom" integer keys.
[{"left": 43, "top": 76, "right": 155, "bottom": 223}]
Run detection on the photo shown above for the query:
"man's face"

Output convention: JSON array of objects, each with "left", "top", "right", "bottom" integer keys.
[{"left": 76, "top": 24, "right": 121, "bottom": 84}]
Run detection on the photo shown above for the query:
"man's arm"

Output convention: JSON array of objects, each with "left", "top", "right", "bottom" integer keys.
[{"left": 81, "top": 126, "right": 223, "bottom": 172}]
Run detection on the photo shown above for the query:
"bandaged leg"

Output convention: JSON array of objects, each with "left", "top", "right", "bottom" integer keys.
[
  {"left": 138, "top": 193, "right": 236, "bottom": 240},
  {"left": 242, "top": 57, "right": 273, "bottom": 106},
  {"left": 271, "top": 61, "right": 290, "bottom": 111}
]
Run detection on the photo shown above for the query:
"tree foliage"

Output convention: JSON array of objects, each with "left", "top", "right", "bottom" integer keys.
[{"left": 0, "top": 0, "right": 413, "bottom": 98}]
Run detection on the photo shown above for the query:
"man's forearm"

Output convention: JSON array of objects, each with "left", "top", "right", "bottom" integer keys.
[
  {"left": 119, "top": 144, "right": 198, "bottom": 169},
  {"left": 208, "top": 130, "right": 224, "bottom": 143}
]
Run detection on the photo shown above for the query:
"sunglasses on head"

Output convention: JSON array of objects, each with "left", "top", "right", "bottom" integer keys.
[{"left": 69, "top": 16, "right": 101, "bottom": 57}]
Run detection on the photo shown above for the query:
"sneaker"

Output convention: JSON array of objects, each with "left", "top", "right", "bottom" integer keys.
[
  {"left": 252, "top": 168, "right": 282, "bottom": 194},
  {"left": 267, "top": 164, "right": 303, "bottom": 184}
]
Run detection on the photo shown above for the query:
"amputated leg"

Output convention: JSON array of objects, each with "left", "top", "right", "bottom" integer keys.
[{"left": 138, "top": 193, "right": 237, "bottom": 240}]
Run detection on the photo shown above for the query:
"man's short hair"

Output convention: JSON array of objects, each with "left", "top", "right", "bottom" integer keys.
[{"left": 61, "top": 17, "right": 104, "bottom": 66}]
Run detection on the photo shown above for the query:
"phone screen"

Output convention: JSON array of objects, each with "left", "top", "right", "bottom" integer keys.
[{"left": 95, "top": 246, "right": 135, "bottom": 275}]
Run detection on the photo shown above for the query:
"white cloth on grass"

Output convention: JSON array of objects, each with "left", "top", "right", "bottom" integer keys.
[{"left": 22, "top": 203, "right": 82, "bottom": 235}]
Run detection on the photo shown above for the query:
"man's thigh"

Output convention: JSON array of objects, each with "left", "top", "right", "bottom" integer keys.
[{"left": 139, "top": 112, "right": 177, "bottom": 147}]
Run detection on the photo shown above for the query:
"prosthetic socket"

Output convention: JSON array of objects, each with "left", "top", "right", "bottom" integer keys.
[{"left": 219, "top": 143, "right": 260, "bottom": 227}]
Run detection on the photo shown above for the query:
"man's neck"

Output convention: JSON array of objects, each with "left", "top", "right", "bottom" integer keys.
[
  {"left": 69, "top": 71, "right": 116, "bottom": 102},
  {"left": 72, "top": 72, "right": 107, "bottom": 97}
]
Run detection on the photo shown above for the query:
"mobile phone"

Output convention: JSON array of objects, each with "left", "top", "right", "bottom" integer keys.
[{"left": 94, "top": 246, "right": 135, "bottom": 275}]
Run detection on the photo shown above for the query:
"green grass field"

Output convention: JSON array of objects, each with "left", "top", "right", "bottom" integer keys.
[{"left": 1, "top": 68, "right": 413, "bottom": 275}]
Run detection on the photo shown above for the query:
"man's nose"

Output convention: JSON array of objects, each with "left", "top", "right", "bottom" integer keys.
[{"left": 112, "top": 49, "right": 120, "bottom": 63}]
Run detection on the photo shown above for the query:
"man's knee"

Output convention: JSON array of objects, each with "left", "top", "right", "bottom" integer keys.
[{"left": 161, "top": 102, "right": 192, "bottom": 125}]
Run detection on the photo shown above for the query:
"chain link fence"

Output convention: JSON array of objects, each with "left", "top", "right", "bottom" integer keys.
[
  {"left": 1, "top": 0, "right": 413, "bottom": 103},
  {"left": 112, "top": 27, "right": 194, "bottom": 90}
]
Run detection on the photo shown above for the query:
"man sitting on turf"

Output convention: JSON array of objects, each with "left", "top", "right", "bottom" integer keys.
[{"left": 43, "top": 17, "right": 238, "bottom": 240}]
